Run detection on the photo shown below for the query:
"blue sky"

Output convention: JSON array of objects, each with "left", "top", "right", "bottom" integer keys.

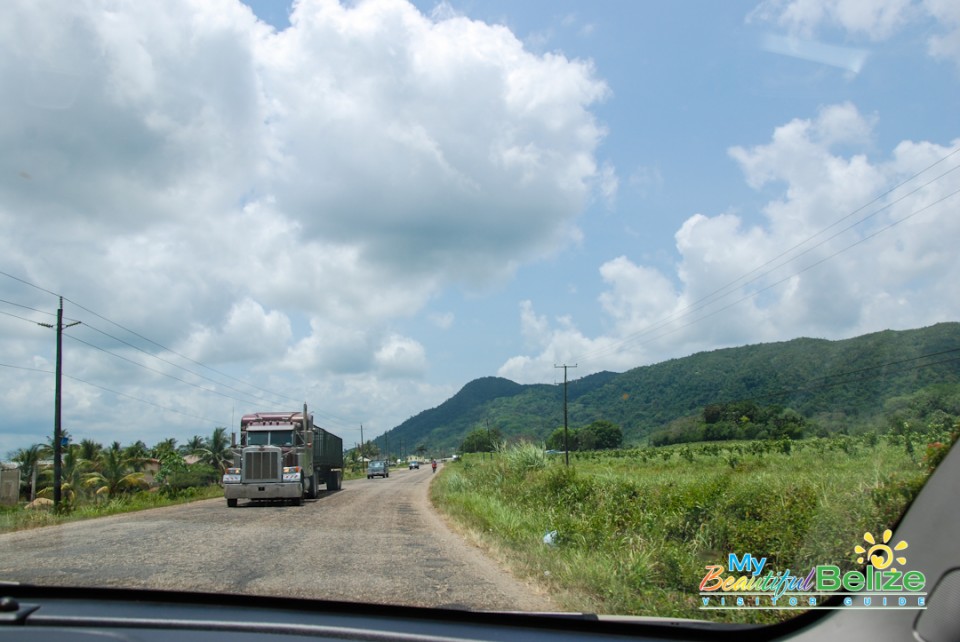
[{"left": 1, "top": 0, "right": 958, "bottom": 456}]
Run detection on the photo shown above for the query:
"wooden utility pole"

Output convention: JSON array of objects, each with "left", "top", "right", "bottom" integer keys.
[
  {"left": 38, "top": 297, "right": 81, "bottom": 511},
  {"left": 555, "top": 364, "right": 577, "bottom": 467}
]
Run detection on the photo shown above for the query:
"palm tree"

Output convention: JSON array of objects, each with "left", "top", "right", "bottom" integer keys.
[
  {"left": 200, "top": 427, "right": 232, "bottom": 474},
  {"left": 11, "top": 444, "right": 45, "bottom": 500},
  {"left": 38, "top": 448, "right": 91, "bottom": 507},
  {"left": 78, "top": 439, "right": 102, "bottom": 463},
  {"left": 84, "top": 443, "right": 148, "bottom": 499},
  {"left": 180, "top": 435, "right": 205, "bottom": 455},
  {"left": 123, "top": 440, "right": 150, "bottom": 472},
  {"left": 151, "top": 438, "right": 178, "bottom": 460}
]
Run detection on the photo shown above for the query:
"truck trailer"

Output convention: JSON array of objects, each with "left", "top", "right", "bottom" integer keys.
[{"left": 222, "top": 404, "right": 343, "bottom": 507}]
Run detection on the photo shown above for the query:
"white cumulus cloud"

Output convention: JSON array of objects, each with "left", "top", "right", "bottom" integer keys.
[{"left": 500, "top": 103, "right": 960, "bottom": 382}]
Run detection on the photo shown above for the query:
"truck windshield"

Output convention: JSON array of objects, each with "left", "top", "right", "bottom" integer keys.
[{"left": 246, "top": 430, "right": 294, "bottom": 446}]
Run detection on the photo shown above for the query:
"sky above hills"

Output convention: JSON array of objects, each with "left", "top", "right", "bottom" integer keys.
[{"left": 1, "top": 0, "right": 958, "bottom": 455}]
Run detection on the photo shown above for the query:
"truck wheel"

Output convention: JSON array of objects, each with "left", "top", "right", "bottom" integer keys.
[
  {"left": 307, "top": 474, "right": 318, "bottom": 499},
  {"left": 326, "top": 470, "right": 341, "bottom": 491},
  {"left": 227, "top": 498, "right": 237, "bottom": 508}
]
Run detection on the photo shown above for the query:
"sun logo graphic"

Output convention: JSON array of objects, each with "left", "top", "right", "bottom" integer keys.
[{"left": 855, "top": 530, "right": 908, "bottom": 571}]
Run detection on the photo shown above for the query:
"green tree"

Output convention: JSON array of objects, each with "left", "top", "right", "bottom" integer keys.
[
  {"left": 179, "top": 435, "right": 205, "bottom": 455},
  {"left": 38, "top": 447, "right": 91, "bottom": 507},
  {"left": 11, "top": 444, "right": 45, "bottom": 500},
  {"left": 579, "top": 420, "right": 622, "bottom": 450},
  {"left": 155, "top": 450, "right": 187, "bottom": 486},
  {"left": 78, "top": 439, "right": 102, "bottom": 462},
  {"left": 546, "top": 426, "right": 578, "bottom": 451},
  {"left": 123, "top": 440, "right": 150, "bottom": 472},
  {"left": 199, "top": 427, "right": 232, "bottom": 473},
  {"left": 358, "top": 440, "right": 380, "bottom": 460},
  {"left": 152, "top": 437, "right": 178, "bottom": 460},
  {"left": 84, "top": 443, "right": 148, "bottom": 498},
  {"left": 460, "top": 426, "right": 503, "bottom": 453}
]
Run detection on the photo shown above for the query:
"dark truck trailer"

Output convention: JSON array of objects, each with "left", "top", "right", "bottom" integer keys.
[{"left": 223, "top": 404, "right": 344, "bottom": 507}]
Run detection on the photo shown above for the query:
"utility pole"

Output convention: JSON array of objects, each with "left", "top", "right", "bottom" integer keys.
[
  {"left": 38, "top": 297, "right": 81, "bottom": 512},
  {"left": 359, "top": 424, "right": 364, "bottom": 461},
  {"left": 555, "top": 364, "right": 577, "bottom": 467}
]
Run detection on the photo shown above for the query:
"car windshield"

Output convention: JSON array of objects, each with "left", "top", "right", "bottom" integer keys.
[{"left": 1, "top": 0, "right": 957, "bottom": 630}]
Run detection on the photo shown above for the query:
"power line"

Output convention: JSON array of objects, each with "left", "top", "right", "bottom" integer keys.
[
  {"left": 61, "top": 296, "right": 304, "bottom": 406},
  {"left": 64, "top": 333, "right": 276, "bottom": 407},
  {"left": 0, "top": 269, "right": 60, "bottom": 298},
  {"left": 0, "top": 269, "right": 303, "bottom": 406},
  {"left": 588, "top": 185, "right": 960, "bottom": 359},
  {"left": 0, "top": 290, "right": 362, "bottom": 432},
  {"left": 0, "top": 297, "right": 58, "bottom": 318},
  {"left": 0, "top": 362, "right": 228, "bottom": 426},
  {"left": 573, "top": 161, "right": 960, "bottom": 365},
  {"left": 0, "top": 308, "right": 47, "bottom": 325},
  {"left": 0, "top": 297, "right": 300, "bottom": 427},
  {"left": 77, "top": 321, "right": 293, "bottom": 408}
]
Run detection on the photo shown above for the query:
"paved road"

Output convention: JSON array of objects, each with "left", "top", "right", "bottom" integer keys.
[{"left": 0, "top": 467, "right": 555, "bottom": 612}]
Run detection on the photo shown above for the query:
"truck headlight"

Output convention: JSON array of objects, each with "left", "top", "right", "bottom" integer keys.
[{"left": 282, "top": 466, "right": 302, "bottom": 482}]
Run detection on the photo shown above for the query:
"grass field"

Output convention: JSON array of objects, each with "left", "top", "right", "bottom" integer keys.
[{"left": 430, "top": 436, "right": 940, "bottom": 623}]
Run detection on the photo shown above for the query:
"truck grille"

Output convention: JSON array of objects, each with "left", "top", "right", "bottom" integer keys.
[{"left": 243, "top": 450, "right": 280, "bottom": 482}]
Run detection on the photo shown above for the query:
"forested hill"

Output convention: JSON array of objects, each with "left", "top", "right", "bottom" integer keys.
[
  {"left": 380, "top": 371, "right": 618, "bottom": 454},
  {"left": 380, "top": 323, "right": 960, "bottom": 454}
]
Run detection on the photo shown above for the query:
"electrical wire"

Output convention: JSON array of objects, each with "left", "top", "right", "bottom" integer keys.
[
  {"left": 77, "top": 321, "right": 294, "bottom": 408},
  {"left": 0, "top": 362, "right": 227, "bottom": 426},
  {"left": 572, "top": 153, "right": 960, "bottom": 365},
  {"left": 64, "top": 334, "right": 278, "bottom": 407},
  {"left": 0, "top": 269, "right": 302, "bottom": 406},
  {"left": 62, "top": 297, "right": 304, "bottom": 406},
  {"left": 0, "top": 289, "right": 360, "bottom": 433},
  {"left": 0, "top": 297, "right": 58, "bottom": 318}
]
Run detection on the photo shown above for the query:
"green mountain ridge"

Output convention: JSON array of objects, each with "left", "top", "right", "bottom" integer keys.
[{"left": 380, "top": 323, "right": 960, "bottom": 455}]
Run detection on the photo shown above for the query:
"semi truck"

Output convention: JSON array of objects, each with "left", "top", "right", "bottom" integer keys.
[{"left": 222, "top": 404, "right": 343, "bottom": 507}]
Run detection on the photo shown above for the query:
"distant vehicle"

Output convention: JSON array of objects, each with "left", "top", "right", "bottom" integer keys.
[
  {"left": 409, "top": 461, "right": 420, "bottom": 469},
  {"left": 367, "top": 460, "right": 390, "bottom": 479}
]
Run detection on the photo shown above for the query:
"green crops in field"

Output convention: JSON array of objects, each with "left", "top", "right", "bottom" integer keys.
[{"left": 431, "top": 437, "right": 932, "bottom": 622}]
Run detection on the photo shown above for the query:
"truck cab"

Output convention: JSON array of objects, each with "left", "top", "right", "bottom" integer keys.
[{"left": 366, "top": 460, "right": 389, "bottom": 479}]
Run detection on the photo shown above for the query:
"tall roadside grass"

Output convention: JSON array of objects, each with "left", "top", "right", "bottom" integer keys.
[
  {"left": 0, "top": 485, "right": 224, "bottom": 534},
  {"left": 431, "top": 437, "right": 934, "bottom": 623}
]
